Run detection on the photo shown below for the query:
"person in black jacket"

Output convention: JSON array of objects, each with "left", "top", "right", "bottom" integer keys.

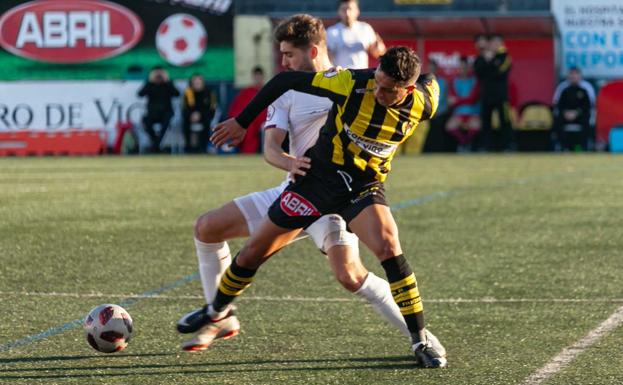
[
  {"left": 138, "top": 66, "right": 180, "bottom": 153},
  {"left": 553, "top": 67, "right": 592, "bottom": 151},
  {"left": 182, "top": 74, "right": 217, "bottom": 153},
  {"left": 473, "top": 34, "right": 513, "bottom": 151}
]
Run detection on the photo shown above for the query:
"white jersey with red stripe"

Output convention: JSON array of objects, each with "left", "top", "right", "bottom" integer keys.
[{"left": 265, "top": 90, "right": 332, "bottom": 161}]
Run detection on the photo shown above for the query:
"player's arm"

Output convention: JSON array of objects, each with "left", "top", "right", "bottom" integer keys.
[
  {"left": 211, "top": 71, "right": 351, "bottom": 146},
  {"left": 415, "top": 73, "right": 441, "bottom": 121},
  {"left": 263, "top": 128, "right": 310, "bottom": 177},
  {"left": 367, "top": 32, "right": 386, "bottom": 59}
]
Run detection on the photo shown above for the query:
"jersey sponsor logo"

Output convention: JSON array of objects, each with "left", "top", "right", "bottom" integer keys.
[
  {"left": 280, "top": 191, "right": 321, "bottom": 217},
  {"left": 0, "top": 0, "right": 143, "bottom": 64},
  {"left": 343, "top": 124, "right": 397, "bottom": 159}
]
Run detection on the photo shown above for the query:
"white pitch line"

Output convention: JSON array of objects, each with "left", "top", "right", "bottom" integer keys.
[
  {"left": 522, "top": 304, "right": 623, "bottom": 385},
  {"left": 2, "top": 291, "right": 623, "bottom": 304}
]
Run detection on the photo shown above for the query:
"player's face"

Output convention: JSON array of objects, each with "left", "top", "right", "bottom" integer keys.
[
  {"left": 338, "top": 1, "right": 359, "bottom": 26},
  {"left": 280, "top": 41, "right": 315, "bottom": 72},
  {"left": 373, "top": 69, "right": 415, "bottom": 107}
]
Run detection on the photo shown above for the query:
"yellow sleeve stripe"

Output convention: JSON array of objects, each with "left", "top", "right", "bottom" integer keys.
[
  {"left": 390, "top": 273, "right": 416, "bottom": 291},
  {"left": 311, "top": 70, "right": 352, "bottom": 97},
  {"left": 499, "top": 56, "right": 512, "bottom": 73}
]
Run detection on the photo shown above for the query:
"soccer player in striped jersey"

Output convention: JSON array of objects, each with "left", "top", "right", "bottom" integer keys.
[
  {"left": 208, "top": 45, "right": 448, "bottom": 368},
  {"left": 176, "top": 14, "right": 416, "bottom": 353}
]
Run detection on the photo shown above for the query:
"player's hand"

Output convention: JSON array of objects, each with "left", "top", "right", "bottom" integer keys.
[
  {"left": 210, "top": 118, "right": 246, "bottom": 147},
  {"left": 289, "top": 156, "right": 311, "bottom": 177}
]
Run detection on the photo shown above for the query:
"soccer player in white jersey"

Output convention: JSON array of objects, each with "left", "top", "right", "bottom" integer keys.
[
  {"left": 176, "top": 14, "right": 411, "bottom": 351},
  {"left": 326, "top": 0, "right": 386, "bottom": 69}
]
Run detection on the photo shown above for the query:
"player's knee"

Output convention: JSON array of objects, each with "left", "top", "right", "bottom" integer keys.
[
  {"left": 370, "top": 233, "right": 401, "bottom": 260},
  {"left": 334, "top": 266, "right": 367, "bottom": 292},
  {"left": 308, "top": 214, "right": 357, "bottom": 253},
  {"left": 323, "top": 229, "right": 358, "bottom": 253},
  {"left": 194, "top": 211, "right": 221, "bottom": 242}
]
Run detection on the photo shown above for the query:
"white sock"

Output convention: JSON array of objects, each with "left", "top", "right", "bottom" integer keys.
[
  {"left": 354, "top": 272, "right": 410, "bottom": 338},
  {"left": 194, "top": 238, "right": 232, "bottom": 304}
]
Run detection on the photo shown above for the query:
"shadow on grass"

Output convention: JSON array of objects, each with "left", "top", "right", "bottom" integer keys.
[
  {"left": 0, "top": 352, "right": 177, "bottom": 364},
  {"left": 0, "top": 355, "right": 418, "bottom": 379}
]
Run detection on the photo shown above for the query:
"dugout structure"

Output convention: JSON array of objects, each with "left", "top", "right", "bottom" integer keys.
[{"left": 234, "top": 0, "right": 557, "bottom": 152}]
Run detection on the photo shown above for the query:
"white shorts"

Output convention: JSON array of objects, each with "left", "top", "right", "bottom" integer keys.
[{"left": 233, "top": 180, "right": 358, "bottom": 253}]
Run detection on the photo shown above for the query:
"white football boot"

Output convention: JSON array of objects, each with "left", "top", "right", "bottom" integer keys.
[
  {"left": 412, "top": 329, "right": 448, "bottom": 368},
  {"left": 181, "top": 311, "right": 240, "bottom": 352}
]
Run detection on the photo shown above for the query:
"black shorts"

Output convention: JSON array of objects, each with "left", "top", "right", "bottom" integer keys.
[{"left": 267, "top": 167, "right": 388, "bottom": 229}]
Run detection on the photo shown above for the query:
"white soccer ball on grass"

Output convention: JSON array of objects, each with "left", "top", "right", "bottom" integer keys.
[{"left": 83, "top": 304, "right": 133, "bottom": 353}]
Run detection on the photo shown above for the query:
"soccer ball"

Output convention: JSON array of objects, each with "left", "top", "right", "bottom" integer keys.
[
  {"left": 83, "top": 304, "right": 133, "bottom": 353},
  {"left": 155, "top": 13, "right": 207, "bottom": 67}
]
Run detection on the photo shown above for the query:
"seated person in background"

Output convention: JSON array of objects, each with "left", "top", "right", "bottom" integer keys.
[
  {"left": 182, "top": 74, "right": 217, "bottom": 153},
  {"left": 138, "top": 66, "right": 180, "bottom": 153},
  {"left": 552, "top": 67, "right": 594, "bottom": 151},
  {"left": 446, "top": 57, "right": 480, "bottom": 151}
]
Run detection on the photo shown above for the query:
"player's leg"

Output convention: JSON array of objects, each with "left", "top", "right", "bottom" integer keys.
[
  {"left": 348, "top": 203, "right": 447, "bottom": 368},
  {"left": 194, "top": 218, "right": 302, "bottom": 326},
  {"left": 179, "top": 186, "right": 286, "bottom": 350},
  {"left": 193, "top": 201, "right": 249, "bottom": 303},
  {"left": 307, "top": 214, "right": 410, "bottom": 337},
  {"left": 176, "top": 201, "right": 248, "bottom": 350}
]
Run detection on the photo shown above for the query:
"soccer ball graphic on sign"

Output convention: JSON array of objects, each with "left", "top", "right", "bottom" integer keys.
[
  {"left": 84, "top": 304, "right": 133, "bottom": 353},
  {"left": 156, "top": 14, "right": 207, "bottom": 66}
]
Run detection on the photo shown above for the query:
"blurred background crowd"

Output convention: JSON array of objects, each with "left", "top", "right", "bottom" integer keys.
[{"left": 1, "top": 0, "right": 622, "bottom": 156}]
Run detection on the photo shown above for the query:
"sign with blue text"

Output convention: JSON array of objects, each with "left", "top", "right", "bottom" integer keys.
[{"left": 552, "top": 0, "right": 623, "bottom": 78}]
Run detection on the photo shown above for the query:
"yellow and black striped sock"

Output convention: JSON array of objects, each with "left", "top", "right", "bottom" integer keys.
[
  {"left": 212, "top": 256, "right": 256, "bottom": 313},
  {"left": 381, "top": 255, "right": 425, "bottom": 341}
]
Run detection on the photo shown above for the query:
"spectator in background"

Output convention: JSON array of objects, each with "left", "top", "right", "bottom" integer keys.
[
  {"left": 227, "top": 66, "right": 266, "bottom": 153},
  {"left": 473, "top": 34, "right": 513, "bottom": 151},
  {"left": 552, "top": 67, "right": 593, "bottom": 151},
  {"left": 446, "top": 56, "right": 480, "bottom": 152},
  {"left": 423, "top": 59, "right": 452, "bottom": 152},
  {"left": 182, "top": 74, "right": 217, "bottom": 153},
  {"left": 326, "top": 0, "right": 385, "bottom": 69},
  {"left": 138, "top": 66, "right": 180, "bottom": 153}
]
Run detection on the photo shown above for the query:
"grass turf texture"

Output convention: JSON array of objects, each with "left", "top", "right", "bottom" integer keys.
[{"left": 1, "top": 154, "right": 622, "bottom": 385}]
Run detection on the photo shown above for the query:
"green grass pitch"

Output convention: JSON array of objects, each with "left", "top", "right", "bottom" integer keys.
[{"left": 1, "top": 154, "right": 622, "bottom": 385}]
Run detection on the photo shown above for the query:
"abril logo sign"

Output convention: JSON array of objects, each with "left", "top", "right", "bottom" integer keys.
[{"left": 0, "top": 0, "right": 143, "bottom": 63}]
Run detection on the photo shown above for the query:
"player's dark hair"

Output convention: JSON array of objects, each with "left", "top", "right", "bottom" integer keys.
[
  {"left": 338, "top": 0, "right": 358, "bottom": 5},
  {"left": 274, "top": 14, "right": 326, "bottom": 48},
  {"left": 252, "top": 66, "right": 264, "bottom": 75},
  {"left": 379, "top": 46, "right": 421, "bottom": 83}
]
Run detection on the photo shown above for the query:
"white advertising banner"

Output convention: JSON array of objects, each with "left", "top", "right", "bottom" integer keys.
[
  {"left": 0, "top": 80, "right": 147, "bottom": 132},
  {"left": 552, "top": 0, "right": 623, "bottom": 78}
]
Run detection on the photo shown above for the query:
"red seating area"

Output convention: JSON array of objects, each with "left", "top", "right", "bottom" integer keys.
[{"left": 0, "top": 130, "right": 106, "bottom": 156}]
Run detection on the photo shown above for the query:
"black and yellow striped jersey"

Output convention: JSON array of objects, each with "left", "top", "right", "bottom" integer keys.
[{"left": 237, "top": 69, "right": 440, "bottom": 183}]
